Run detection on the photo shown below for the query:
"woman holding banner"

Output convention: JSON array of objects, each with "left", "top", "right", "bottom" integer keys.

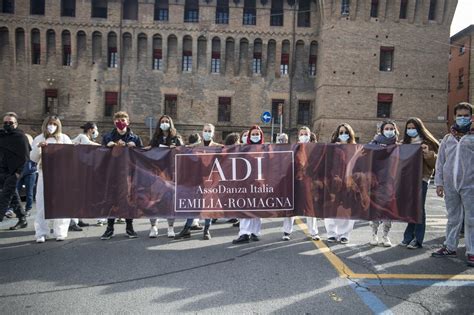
[
  {"left": 147, "top": 115, "right": 182, "bottom": 239},
  {"left": 368, "top": 120, "right": 400, "bottom": 247},
  {"left": 31, "top": 116, "right": 73, "bottom": 243},
  {"left": 400, "top": 118, "right": 438, "bottom": 249},
  {"left": 281, "top": 126, "right": 320, "bottom": 241},
  {"left": 323, "top": 123, "right": 357, "bottom": 244},
  {"left": 232, "top": 125, "right": 265, "bottom": 244}
]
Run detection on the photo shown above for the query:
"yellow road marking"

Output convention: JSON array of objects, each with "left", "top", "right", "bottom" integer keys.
[{"left": 295, "top": 218, "right": 474, "bottom": 281}]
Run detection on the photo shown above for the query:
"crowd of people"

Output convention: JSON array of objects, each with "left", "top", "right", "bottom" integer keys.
[{"left": 0, "top": 102, "right": 472, "bottom": 267}]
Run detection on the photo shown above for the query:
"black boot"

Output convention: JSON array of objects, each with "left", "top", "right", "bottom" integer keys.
[
  {"left": 9, "top": 218, "right": 27, "bottom": 230},
  {"left": 174, "top": 225, "right": 191, "bottom": 239},
  {"left": 203, "top": 227, "right": 211, "bottom": 240},
  {"left": 69, "top": 223, "right": 83, "bottom": 232}
]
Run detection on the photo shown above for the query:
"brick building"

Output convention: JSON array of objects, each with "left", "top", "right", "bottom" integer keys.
[
  {"left": 0, "top": 0, "right": 457, "bottom": 143},
  {"left": 448, "top": 24, "right": 473, "bottom": 127}
]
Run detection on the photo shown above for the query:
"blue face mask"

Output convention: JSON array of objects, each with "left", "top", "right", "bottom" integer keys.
[
  {"left": 406, "top": 129, "right": 418, "bottom": 138},
  {"left": 338, "top": 134, "right": 350, "bottom": 143},
  {"left": 383, "top": 130, "right": 395, "bottom": 138},
  {"left": 456, "top": 116, "right": 471, "bottom": 127}
]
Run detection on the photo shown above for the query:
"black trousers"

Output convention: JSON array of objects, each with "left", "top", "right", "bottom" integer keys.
[{"left": 0, "top": 172, "right": 25, "bottom": 220}]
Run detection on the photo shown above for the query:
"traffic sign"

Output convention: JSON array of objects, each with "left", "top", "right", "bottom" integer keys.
[{"left": 261, "top": 111, "right": 272, "bottom": 124}]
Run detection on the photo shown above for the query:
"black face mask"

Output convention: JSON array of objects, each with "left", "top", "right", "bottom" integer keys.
[{"left": 3, "top": 123, "right": 14, "bottom": 133}]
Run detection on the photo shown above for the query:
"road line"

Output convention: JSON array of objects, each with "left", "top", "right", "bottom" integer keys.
[
  {"left": 348, "top": 281, "right": 393, "bottom": 315},
  {"left": 358, "top": 279, "right": 474, "bottom": 287}
]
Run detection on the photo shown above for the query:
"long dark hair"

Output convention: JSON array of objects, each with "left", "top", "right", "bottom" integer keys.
[
  {"left": 80, "top": 122, "right": 96, "bottom": 133},
  {"left": 150, "top": 115, "right": 178, "bottom": 147},
  {"left": 402, "top": 117, "right": 439, "bottom": 151},
  {"left": 330, "top": 123, "right": 356, "bottom": 144}
]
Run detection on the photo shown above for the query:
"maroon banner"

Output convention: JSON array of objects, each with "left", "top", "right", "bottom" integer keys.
[{"left": 42, "top": 143, "right": 422, "bottom": 223}]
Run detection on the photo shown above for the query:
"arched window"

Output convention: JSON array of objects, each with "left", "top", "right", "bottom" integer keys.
[
  {"left": 182, "top": 36, "right": 193, "bottom": 72},
  {"left": 253, "top": 39, "right": 262, "bottom": 74},
  {"left": 152, "top": 34, "right": 162, "bottom": 70},
  {"left": 62, "top": 30, "right": 72, "bottom": 66},
  {"left": 280, "top": 40, "right": 290, "bottom": 75},
  {"left": 31, "top": 29, "right": 41, "bottom": 64},
  {"left": 108, "top": 32, "right": 118, "bottom": 68},
  {"left": 309, "top": 41, "right": 317, "bottom": 76},
  {"left": 211, "top": 37, "right": 221, "bottom": 73}
]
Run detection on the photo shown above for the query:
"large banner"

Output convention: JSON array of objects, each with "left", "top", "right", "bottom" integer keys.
[{"left": 42, "top": 143, "right": 423, "bottom": 223}]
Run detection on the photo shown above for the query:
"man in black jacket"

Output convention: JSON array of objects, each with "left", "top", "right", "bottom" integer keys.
[{"left": 0, "top": 112, "right": 30, "bottom": 229}]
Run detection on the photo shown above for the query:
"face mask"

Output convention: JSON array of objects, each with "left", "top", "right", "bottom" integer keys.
[
  {"left": 92, "top": 130, "right": 99, "bottom": 139},
  {"left": 406, "top": 129, "right": 418, "bottom": 138},
  {"left": 47, "top": 124, "right": 57, "bottom": 134},
  {"left": 160, "top": 122, "right": 170, "bottom": 131},
  {"left": 203, "top": 131, "right": 213, "bottom": 141},
  {"left": 115, "top": 121, "right": 128, "bottom": 131},
  {"left": 298, "top": 135, "right": 310, "bottom": 143},
  {"left": 3, "top": 122, "right": 14, "bottom": 133},
  {"left": 383, "top": 130, "right": 395, "bottom": 138},
  {"left": 241, "top": 135, "right": 248, "bottom": 144},
  {"left": 250, "top": 135, "right": 261, "bottom": 143},
  {"left": 456, "top": 116, "right": 471, "bottom": 127},
  {"left": 338, "top": 134, "right": 350, "bottom": 143}
]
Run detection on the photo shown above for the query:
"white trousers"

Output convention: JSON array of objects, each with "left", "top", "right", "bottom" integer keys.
[
  {"left": 282, "top": 217, "right": 319, "bottom": 236},
  {"left": 324, "top": 219, "right": 355, "bottom": 239},
  {"left": 34, "top": 172, "right": 70, "bottom": 239},
  {"left": 239, "top": 218, "right": 262, "bottom": 236}
]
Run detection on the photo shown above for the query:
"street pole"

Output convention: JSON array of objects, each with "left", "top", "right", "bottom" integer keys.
[{"left": 271, "top": 117, "right": 274, "bottom": 143}]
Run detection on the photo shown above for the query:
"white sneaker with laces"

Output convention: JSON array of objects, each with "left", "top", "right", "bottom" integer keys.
[
  {"left": 167, "top": 226, "right": 175, "bottom": 238},
  {"left": 149, "top": 226, "right": 158, "bottom": 238},
  {"left": 381, "top": 236, "right": 392, "bottom": 247},
  {"left": 56, "top": 237, "right": 65, "bottom": 242},
  {"left": 282, "top": 233, "right": 291, "bottom": 241},
  {"left": 36, "top": 236, "right": 45, "bottom": 243},
  {"left": 311, "top": 234, "right": 321, "bottom": 241},
  {"left": 370, "top": 234, "right": 379, "bottom": 246}
]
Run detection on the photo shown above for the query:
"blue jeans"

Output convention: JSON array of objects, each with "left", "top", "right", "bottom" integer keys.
[
  {"left": 185, "top": 218, "right": 211, "bottom": 228},
  {"left": 403, "top": 181, "right": 428, "bottom": 246},
  {"left": 17, "top": 172, "right": 37, "bottom": 211}
]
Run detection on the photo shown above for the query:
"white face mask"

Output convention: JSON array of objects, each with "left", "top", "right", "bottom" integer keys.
[
  {"left": 92, "top": 130, "right": 99, "bottom": 139},
  {"left": 160, "top": 123, "right": 170, "bottom": 131},
  {"left": 250, "top": 135, "right": 261, "bottom": 143},
  {"left": 47, "top": 124, "right": 57, "bottom": 134},
  {"left": 241, "top": 135, "right": 248, "bottom": 144},
  {"left": 203, "top": 131, "right": 213, "bottom": 141},
  {"left": 298, "top": 135, "right": 310, "bottom": 143}
]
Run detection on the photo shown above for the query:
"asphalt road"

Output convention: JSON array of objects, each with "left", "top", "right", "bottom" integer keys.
[{"left": 0, "top": 186, "right": 473, "bottom": 314}]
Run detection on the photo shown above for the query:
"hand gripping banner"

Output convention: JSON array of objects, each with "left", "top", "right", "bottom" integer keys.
[{"left": 42, "top": 143, "right": 422, "bottom": 223}]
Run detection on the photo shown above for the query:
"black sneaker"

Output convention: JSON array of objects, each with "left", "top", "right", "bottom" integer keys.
[
  {"left": 101, "top": 227, "right": 114, "bottom": 240},
  {"left": 78, "top": 221, "right": 90, "bottom": 227},
  {"left": 203, "top": 229, "right": 211, "bottom": 240},
  {"left": 126, "top": 228, "right": 138, "bottom": 239},
  {"left": 340, "top": 237, "right": 349, "bottom": 244},
  {"left": 327, "top": 237, "right": 337, "bottom": 243},
  {"left": 9, "top": 219, "right": 27, "bottom": 230},
  {"left": 232, "top": 234, "right": 250, "bottom": 244},
  {"left": 227, "top": 218, "right": 239, "bottom": 223},
  {"left": 431, "top": 247, "right": 456, "bottom": 258},
  {"left": 250, "top": 233, "right": 260, "bottom": 241},
  {"left": 69, "top": 224, "right": 83, "bottom": 232}
]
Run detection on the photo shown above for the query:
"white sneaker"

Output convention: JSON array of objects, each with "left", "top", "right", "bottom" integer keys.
[
  {"left": 167, "top": 226, "right": 175, "bottom": 238},
  {"left": 36, "top": 236, "right": 45, "bottom": 243},
  {"left": 311, "top": 234, "right": 321, "bottom": 241},
  {"left": 381, "top": 236, "right": 392, "bottom": 247},
  {"left": 149, "top": 226, "right": 158, "bottom": 238},
  {"left": 282, "top": 233, "right": 291, "bottom": 241},
  {"left": 56, "top": 237, "right": 65, "bottom": 242},
  {"left": 370, "top": 235, "right": 379, "bottom": 246}
]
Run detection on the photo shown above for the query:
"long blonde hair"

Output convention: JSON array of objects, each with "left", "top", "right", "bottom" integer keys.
[{"left": 41, "top": 115, "right": 62, "bottom": 140}]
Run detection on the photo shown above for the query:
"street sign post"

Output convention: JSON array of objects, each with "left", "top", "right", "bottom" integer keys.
[{"left": 145, "top": 116, "right": 156, "bottom": 141}]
